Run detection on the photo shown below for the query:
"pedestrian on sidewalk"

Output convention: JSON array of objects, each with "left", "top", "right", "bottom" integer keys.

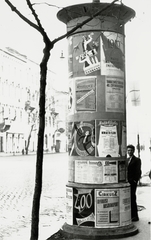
[{"left": 127, "top": 144, "right": 142, "bottom": 222}]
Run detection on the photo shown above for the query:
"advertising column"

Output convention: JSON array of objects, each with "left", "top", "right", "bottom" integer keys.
[{"left": 57, "top": 1, "right": 138, "bottom": 238}]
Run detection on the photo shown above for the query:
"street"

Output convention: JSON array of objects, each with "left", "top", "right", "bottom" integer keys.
[
  {"left": 0, "top": 153, "right": 150, "bottom": 240},
  {"left": 0, "top": 153, "right": 68, "bottom": 240}
]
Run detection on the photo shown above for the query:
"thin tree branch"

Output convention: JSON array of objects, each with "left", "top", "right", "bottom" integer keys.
[
  {"left": 32, "top": 2, "right": 61, "bottom": 9},
  {"left": 52, "top": 0, "right": 119, "bottom": 45},
  {"left": 5, "top": 0, "right": 119, "bottom": 49},
  {"left": 26, "top": 0, "right": 48, "bottom": 38},
  {"left": 4, "top": 0, "right": 40, "bottom": 33}
]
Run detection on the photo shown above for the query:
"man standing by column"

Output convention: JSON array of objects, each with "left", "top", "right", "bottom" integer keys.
[{"left": 127, "top": 144, "right": 142, "bottom": 221}]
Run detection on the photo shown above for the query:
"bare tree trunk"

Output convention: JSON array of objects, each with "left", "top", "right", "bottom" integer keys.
[
  {"left": 30, "top": 41, "right": 52, "bottom": 240},
  {"left": 25, "top": 124, "right": 34, "bottom": 155}
]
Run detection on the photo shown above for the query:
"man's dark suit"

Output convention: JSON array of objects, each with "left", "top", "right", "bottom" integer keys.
[{"left": 127, "top": 155, "right": 141, "bottom": 219}]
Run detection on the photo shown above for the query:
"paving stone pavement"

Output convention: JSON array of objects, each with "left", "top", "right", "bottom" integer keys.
[
  {"left": 0, "top": 153, "right": 68, "bottom": 240},
  {"left": 0, "top": 153, "right": 150, "bottom": 240}
]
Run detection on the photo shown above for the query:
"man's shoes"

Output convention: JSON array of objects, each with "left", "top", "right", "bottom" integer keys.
[{"left": 132, "top": 217, "right": 139, "bottom": 222}]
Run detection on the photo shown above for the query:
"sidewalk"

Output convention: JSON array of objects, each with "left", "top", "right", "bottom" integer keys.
[
  {"left": 47, "top": 182, "right": 151, "bottom": 240},
  {"left": 0, "top": 150, "right": 59, "bottom": 157}
]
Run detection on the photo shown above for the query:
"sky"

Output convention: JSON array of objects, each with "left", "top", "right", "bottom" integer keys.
[{"left": 0, "top": 0, "right": 151, "bottom": 135}]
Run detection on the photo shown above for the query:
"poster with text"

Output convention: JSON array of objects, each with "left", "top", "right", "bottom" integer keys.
[
  {"left": 95, "top": 189, "right": 119, "bottom": 227},
  {"left": 119, "top": 187, "right": 131, "bottom": 226},
  {"left": 66, "top": 187, "right": 73, "bottom": 225},
  {"left": 121, "top": 123, "right": 126, "bottom": 156},
  {"left": 100, "top": 32, "right": 124, "bottom": 77},
  {"left": 68, "top": 158, "right": 74, "bottom": 182},
  {"left": 68, "top": 36, "right": 73, "bottom": 78},
  {"left": 76, "top": 77, "right": 96, "bottom": 111},
  {"left": 75, "top": 160, "right": 103, "bottom": 184},
  {"left": 68, "top": 80, "right": 75, "bottom": 115},
  {"left": 103, "top": 160, "right": 118, "bottom": 183},
  {"left": 105, "top": 76, "right": 124, "bottom": 113},
  {"left": 68, "top": 122, "right": 73, "bottom": 155},
  {"left": 118, "top": 161, "right": 126, "bottom": 182},
  {"left": 96, "top": 120, "right": 119, "bottom": 157},
  {"left": 73, "top": 188, "right": 95, "bottom": 226}
]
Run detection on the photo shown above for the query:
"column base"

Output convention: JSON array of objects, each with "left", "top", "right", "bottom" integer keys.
[{"left": 61, "top": 222, "right": 138, "bottom": 239}]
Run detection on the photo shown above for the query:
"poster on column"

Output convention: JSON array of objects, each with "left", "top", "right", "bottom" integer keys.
[
  {"left": 118, "top": 161, "right": 126, "bottom": 182},
  {"left": 66, "top": 187, "right": 73, "bottom": 225},
  {"left": 72, "top": 32, "right": 101, "bottom": 76},
  {"left": 68, "top": 80, "right": 75, "bottom": 115},
  {"left": 68, "top": 122, "right": 73, "bottom": 155},
  {"left": 119, "top": 187, "right": 131, "bottom": 226},
  {"left": 68, "top": 157, "right": 75, "bottom": 182},
  {"left": 100, "top": 31, "right": 124, "bottom": 77},
  {"left": 102, "top": 160, "right": 118, "bottom": 183},
  {"left": 95, "top": 189, "right": 119, "bottom": 227},
  {"left": 76, "top": 77, "right": 96, "bottom": 111},
  {"left": 105, "top": 76, "right": 124, "bottom": 113},
  {"left": 68, "top": 121, "right": 95, "bottom": 157},
  {"left": 121, "top": 122, "right": 126, "bottom": 156},
  {"left": 96, "top": 120, "right": 119, "bottom": 157},
  {"left": 75, "top": 160, "right": 103, "bottom": 184},
  {"left": 68, "top": 36, "right": 73, "bottom": 78},
  {"left": 73, "top": 188, "right": 95, "bottom": 226}
]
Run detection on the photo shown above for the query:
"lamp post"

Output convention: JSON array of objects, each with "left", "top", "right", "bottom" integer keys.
[{"left": 57, "top": 1, "right": 138, "bottom": 238}]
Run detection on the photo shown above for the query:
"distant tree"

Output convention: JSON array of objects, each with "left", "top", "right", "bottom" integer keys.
[
  {"left": 4, "top": 0, "right": 118, "bottom": 239},
  {"left": 24, "top": 101, "right": 37, "bottom": 155}
]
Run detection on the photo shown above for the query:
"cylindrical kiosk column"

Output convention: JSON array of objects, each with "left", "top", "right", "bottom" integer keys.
[{"left": 57, "top": 1, "right": 138, "bottom": 238}]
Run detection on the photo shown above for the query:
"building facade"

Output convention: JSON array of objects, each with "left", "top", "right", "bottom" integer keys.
[{"left": 0, "top": 47, "right": 66, "bottom": 154}]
